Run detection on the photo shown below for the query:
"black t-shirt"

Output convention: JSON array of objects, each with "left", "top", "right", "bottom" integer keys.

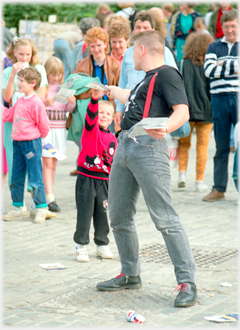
[{"left": 121, "top": 65, "right": 189, "bottom": 131}]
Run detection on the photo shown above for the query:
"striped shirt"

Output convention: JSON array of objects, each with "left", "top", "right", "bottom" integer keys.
[{"left": 204, "top": 37, "right": 239, "bottom": 94}]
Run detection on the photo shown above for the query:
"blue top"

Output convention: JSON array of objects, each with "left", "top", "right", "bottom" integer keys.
[{"left": 93, "top": 59, "right": 108, "bottom": 100}]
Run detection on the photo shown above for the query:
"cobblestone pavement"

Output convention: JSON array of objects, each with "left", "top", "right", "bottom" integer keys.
[{"left": 1, "top": 132, "right": 239, "bottom": 328}]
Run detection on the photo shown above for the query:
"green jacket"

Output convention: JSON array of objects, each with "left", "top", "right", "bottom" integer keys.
[{"left": 65, "top": 73, "right": 100, "bottom": 142}]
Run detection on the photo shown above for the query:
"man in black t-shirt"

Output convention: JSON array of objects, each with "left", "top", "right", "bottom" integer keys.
[{"left": 96, "top": 30, "right": 197, "bottom": 308}]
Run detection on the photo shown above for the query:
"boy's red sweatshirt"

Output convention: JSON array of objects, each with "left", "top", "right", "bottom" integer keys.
[{"left": 77, "top": 97, "right": 118, "bottom": 180}]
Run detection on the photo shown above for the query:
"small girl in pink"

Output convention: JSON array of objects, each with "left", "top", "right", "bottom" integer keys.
[{"left": 42, "top": 56, "right": 76, "bottom": 212}]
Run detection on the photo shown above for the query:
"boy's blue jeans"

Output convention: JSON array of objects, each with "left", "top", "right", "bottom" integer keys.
[
  {"left": 10, "top": 138, "right": 47, "bottom": 208},
  {"left": 108, "top": 131, "right": 196, "bottom": 284}
]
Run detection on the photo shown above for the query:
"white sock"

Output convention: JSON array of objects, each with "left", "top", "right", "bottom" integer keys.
[
  {"left": 46, "top": 193, "right": 54, "bottom": 204},
  {"left": 31, "top": 198, "right": 36, "bottom": 210},
  {"left": 14, "top": 206, "right": 20, "bottom": 212}
]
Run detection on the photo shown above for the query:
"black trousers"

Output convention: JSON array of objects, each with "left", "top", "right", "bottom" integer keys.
[{"left": 73, "top": 174, "right": 110, "bottom": 246}]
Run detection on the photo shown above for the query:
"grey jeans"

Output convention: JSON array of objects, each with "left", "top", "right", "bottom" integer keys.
[{"left": 108, "top": 130, "right": 195, "bottom": 284}]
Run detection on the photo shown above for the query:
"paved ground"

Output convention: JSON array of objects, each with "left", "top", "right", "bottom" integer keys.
[{"left": 1, "top": 131, "right": 239, "bottom": 328}]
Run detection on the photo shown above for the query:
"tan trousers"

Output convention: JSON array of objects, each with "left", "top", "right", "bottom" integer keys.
[{"left": 178, "top": 122, "right": 213, "bottom": 181}]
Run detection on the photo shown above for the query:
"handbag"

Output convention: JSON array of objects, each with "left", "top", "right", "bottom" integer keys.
[
  {"left": 66, "top": 113, "right": 73, "bottom": 130},
  {"left": 170, "top": 59, "right": 190, "bottom": 138}
]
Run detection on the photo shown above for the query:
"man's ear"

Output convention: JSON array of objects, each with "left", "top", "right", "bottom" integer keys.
[{"left": 140, "top": 44, "right": 146, "bottom": 57}]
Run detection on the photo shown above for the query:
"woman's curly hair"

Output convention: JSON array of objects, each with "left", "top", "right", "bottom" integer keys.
[
  {"left": 84, "top": 27, "right": 110, "bottom": 54},
  {"left": 183, "top": 32, "right": 214, "bottom": 66}
]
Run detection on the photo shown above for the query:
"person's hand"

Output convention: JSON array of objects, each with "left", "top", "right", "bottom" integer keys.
[
  {"left": 91, "top": 88, "right": 104, "bottom": 99},
  {"left": 106, "top": 86, "right": 117, "bottom": 99},
  {"left": 45, "top": 97, "right": 55, "bottom": 106},
  {"left": 114, "top": 111, "right": 123, "bottom": 127},
  {"left": 11, "top": 62, "right": 25, "bottom": 76},
  {"left": 145, "top": 127, "right": 167, "bottom": 139},
  {"left": 67, "top": 95, "right": 76, "bottom": 103}
]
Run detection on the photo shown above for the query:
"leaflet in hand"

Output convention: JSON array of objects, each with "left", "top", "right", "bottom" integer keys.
[
  {"left": 43, "top": 143, "right": 67, "bottom": 161},
  {"left": 128, "top": 117, "right": 169, "bottom": 137},
  {"left": 85, "top": 81, "right": 108, "bottom": 92},
  {"left": 54, "top": 88, "right": 76, "bottom": 104}
]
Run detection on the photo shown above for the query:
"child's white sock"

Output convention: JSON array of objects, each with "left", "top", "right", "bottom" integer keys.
[
  {"left": 31, "top": 198, "right": 36, "bottom": 210},
  {"left": 14, "top": 206, "right": 20, "bottom": 212},
  {"left": 76, "top": 244, "right": 85, "bottom": 248}
]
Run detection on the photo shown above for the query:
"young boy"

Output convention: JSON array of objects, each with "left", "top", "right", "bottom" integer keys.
[
  {"left": 2, "top": 67, "right": 50, "bottom": 223},
  {"left": 73, "top": 88, "right": 118, "bottom": 262}
]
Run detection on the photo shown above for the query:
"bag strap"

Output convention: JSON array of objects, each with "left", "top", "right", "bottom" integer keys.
[{"left": 142, "top": 72, "right": 158, "bottom": 119}]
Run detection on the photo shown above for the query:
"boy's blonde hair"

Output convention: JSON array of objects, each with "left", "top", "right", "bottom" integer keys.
[
  {"left": 17, "top": 67, "right": 42, "bottom": 90},
  {"left": 99, "top": 100, "right": 114, "bottom": 117},
  {"left": 7, "top": 37, "right": 39, "bottom": 66},
  {"left": 44, "top": 56, "right": 65, "bottom": 83}
]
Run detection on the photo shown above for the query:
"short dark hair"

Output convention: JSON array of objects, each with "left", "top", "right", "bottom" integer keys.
[
  {"left": 133, "top": 11, "right": 155, "bottom": 29},
  {"left": 79, "top": 17, "right": 100, "bottom": 35},
  {"left": 17, "top": 67, "right": 41, "bottom": 90},
  {"left": 221, "top": 9, "right": 238, "bottom": 25}
]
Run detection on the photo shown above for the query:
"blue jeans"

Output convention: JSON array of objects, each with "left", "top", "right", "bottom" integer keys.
[
  {"left": 108, "top": 130, "right": 196, "bottom": 284},
  {"left": 53, "top": 39, "right": 72, "bottom": 79},
  {"left": 10, "top": 138, "right": 47, "bottom": 208},
  {"left": 211, "top": 93, "right": 238, "bottom": 192}
]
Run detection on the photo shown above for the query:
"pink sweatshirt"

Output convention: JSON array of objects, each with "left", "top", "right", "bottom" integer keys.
[
  {"left": 45, "top": 83, "right": 76, "bottom": 129},
  {"left": 3, "top": 94, "right": 50, "bottom": 141}
]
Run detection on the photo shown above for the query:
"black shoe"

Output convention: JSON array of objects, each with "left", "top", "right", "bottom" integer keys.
[
  {"left": 96, "top": 273, "right": 142, "bottom": 291},
  {"left": 174, "top": 282, "right": 197, "bottom": 307},
  {"left": 48, "top": 201, "right": 61, "bottom": 212}
]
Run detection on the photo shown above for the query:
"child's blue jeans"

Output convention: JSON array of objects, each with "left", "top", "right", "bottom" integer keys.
[{"left": 10, "top": 138, "right": 47, "bottom": 208}]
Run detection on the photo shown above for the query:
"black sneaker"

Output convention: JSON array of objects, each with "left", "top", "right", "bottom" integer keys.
[
  {"left": 96, "top": 273, "right": 142, "bottom": 291},
  {"left": 48, "top": 201, "right": 61, "bottom": 212},
  {"left": 174, "top": 282, "right": 197, "bottom": 307}
]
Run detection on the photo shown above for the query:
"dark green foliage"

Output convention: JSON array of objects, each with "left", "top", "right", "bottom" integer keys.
[{"left": 2, "top": 2, "right": 237, "bottom": 33}]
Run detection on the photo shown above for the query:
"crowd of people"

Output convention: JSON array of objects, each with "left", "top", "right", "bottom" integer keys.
[{"left": 2, "top": 2, "right": 239, "bottom": 309}]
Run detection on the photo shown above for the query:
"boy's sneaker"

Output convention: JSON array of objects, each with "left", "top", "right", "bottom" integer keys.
[
  {"left": 20, "top": 205, "right": 28, "bottom": 215},
  {"left": 48, "top": 201, "right": 61, "bottom": 212},
  {"left": 76, "top": 246, "right": 89, "bottom": 262},
  {"left": 97, "top": 245, "right": 113, "bottom": 259},
  {"left": 30, "top": 208, "right": 56, "bottom": 219},
  {"left": 3, "top": 209, "right": 22, "bottom": 221},
  {"left": 178, "top": 172, "right": 186, "bottom": 188},
  {"left": 195, "top": 181, "right": 208, "bottom": 192},
  {"left": 33, "top": 208, "right": 48, "bottom": 223}
]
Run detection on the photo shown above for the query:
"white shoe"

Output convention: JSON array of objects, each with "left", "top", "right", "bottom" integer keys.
[
  {"left": 3, "top": 209, "right": 22, "bottom": 221},
  {"left": 76, "top": 246, "right": 89, "bottom": 262},
  {"left": 33, "top": 208, "right": 48, "bottom": 223},
  {"left": 178, "top": 172, "right": 186, "bottom": 188},
  {"left": 96, "top": 245, "right": 113, "bottom": 259},
  {"left": 195, "top": 181, "right": 208, "bottom": 192},
  {"left": 20, "top": 205, "right": 27, "bottom": 215},
  {"left": 30, "top": 208, "right": 56, "bottom": 219}
]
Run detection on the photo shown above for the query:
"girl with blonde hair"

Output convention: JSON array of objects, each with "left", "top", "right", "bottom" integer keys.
[{"left": 42, "top": 56, "right": 76, "bottom": 212}]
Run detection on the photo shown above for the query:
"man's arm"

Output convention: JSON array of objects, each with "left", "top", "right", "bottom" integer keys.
[
  {"left": 145, "top": 104, "right": 189, "bottom": 139},
  {"left": 204, "top": 43, "right": 238, "bottom": 78},
  {"left": 107, "top": 86, "right": 131, "bottom": 106}
]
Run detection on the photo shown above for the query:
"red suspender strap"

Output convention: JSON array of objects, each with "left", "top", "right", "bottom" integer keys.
[{"left": 142, "top": 72, "right": 158, "bottom": 119}]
